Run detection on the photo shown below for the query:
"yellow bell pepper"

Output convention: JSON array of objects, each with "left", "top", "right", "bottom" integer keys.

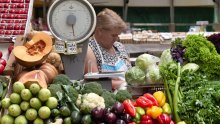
[
  {"left": 146, "top": 106, "right": 162, "bottom": 119},
  {"left": 177, "top": 121, "right": 186, "bottom": 124},
  {"left": 162, "top": 103, "right": 171, "bottom": 114},
  {"left": 153, "top": 91, "right": 166, "bottom": 107}
]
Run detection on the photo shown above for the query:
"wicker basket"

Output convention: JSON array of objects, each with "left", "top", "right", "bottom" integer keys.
[{"left": 127, "top": 83, "right": 164, "bottom": 99}]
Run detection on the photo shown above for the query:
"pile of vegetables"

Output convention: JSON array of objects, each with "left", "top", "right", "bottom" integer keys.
[
  {"left": 125, "top": 53, "right": 162, "bottom": 85},
  {"left": 122, "top": 91, "right": 174, "bottom": 124},
  {"left": 47, "top": 74, "right": 133, "bottom": 124},
  {"left": 159, "top": 34, "right": 220, "bottom": 123},
  {"left": 1, "top": 81, "right": 59, "bottom": 124}
]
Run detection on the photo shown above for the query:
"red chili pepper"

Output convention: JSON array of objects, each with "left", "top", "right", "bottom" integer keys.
[
  {"left": 144, "top": 93, "right": 159, "bottom": 106},
  {"left": 157, "top": 113, "right": 171, "bottom": 124},
  {"left": 136, "top": 96, "right": 154, "bottom": 108},
  {"left": 140, "top": 115, "right": 153, "bottom": 124},
  {"left": 123, "top": 99, "right": 136, "bottom": 117}
]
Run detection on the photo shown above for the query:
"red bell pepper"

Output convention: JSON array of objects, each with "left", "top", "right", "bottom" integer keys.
[
  {"left": 157, "top": 113, "right": 171, "bottom": 124},
  {"left": 123, "top": 99, "right": 136, "bottom": 117},
  {"left": 144, "top": 93, "right": 159, "bottom": 106},
  {"left": 129, "top": 122, "right": 136, "bottom": 124},
  {"left": 132, "top": 100, "right": 138, "bottom": 107},
  {"left": 140, "top": 115, "right": 153, "bottom": 124},
  {"left": 170, "top": 120, "right": 175, "bottom": 124},
  {"left": 136, "top": 96, "right": 154, "bottom": 108}
]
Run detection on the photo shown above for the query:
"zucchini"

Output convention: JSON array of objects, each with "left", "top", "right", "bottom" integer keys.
[{"left": 71, "top": 110, "right": 82, "bottom": 124}]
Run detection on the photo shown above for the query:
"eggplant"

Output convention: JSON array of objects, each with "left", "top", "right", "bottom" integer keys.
[
  {"left": 111, "top": 102, "right": 124, "bottom": 115},
  {"left": 121, "top": 113, "right": 132, "bottom": 123},
  {"left": 103, "top": 107, "right": 111, "bottom": 116},
  {"left": 105, "top": 112, "right": 117, "bottom": 124},
  {"left": 91, "top": 107, "right": 104, "bottom": 120},
  {"left": 116, "top": 119, "right": 126, "bottom": 124}
]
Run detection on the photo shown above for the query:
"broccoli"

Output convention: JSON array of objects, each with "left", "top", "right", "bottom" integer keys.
[
  {"left": 81, "top": 82, "right": 103, "bottom": 96},
  {"left": 101, "top": 90, "right": 116, "bottom": 108},
  {"left": 52, "top": 74, "right": 72, "bottom": 85},
  {"left": 48, "top": 84, "right": 64, "bottom": 98},
  {"left": 48, "top": 83, "right": 80, "bottom": 111},
  {"left": 115, "top": 90, "right": 132, "bottom": 102},
  {"left": 61, "top": 85, "right": 78, "bottom": 103}
]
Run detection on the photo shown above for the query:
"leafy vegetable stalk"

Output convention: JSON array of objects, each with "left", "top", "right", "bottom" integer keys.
[
  {"left": 164, "top": 79, "right": 173, "bottom": 112},
  {"left": 173, "top": 63, "right": 181, "bottom": 122}
]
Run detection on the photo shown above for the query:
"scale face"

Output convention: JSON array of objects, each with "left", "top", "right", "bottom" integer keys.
[
  {"left": 47, "top": 0, "right": 96, "bottom": 79},
  {"left": 47, "top": 0, "right": 96, "bottom": 43}
]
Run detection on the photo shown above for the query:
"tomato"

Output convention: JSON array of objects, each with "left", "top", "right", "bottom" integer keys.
[
  {"left": 0, "top": 64, "right": 5, "bottom": 74},
  {"left": 0, "top": 58, "right": 6, "bottom": 66}
]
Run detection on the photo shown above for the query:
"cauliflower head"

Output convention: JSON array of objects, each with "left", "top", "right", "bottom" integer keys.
[{"left": 76, "top": 93, "right": 105, "bottom": 114}]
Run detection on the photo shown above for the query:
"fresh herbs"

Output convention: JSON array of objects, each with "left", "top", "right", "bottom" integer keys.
[
  {"left": 183, "top": 35, "right": 220, "bottom": 79},
  {"left": 171, "top": 38, "right": 186, "bottom": 64},
  {"left": 207, "top": 33, "right": 220, "bottom": 54},
  {"left": 178, "top": 77, "right": 220, "bottom": 123},
  {"left": 160, "top": 35, "right": 220, "bottom": 123}
]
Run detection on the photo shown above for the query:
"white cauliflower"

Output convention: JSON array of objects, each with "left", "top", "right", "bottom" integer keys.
[{"left": 76, "top": 93, "right": 105, "bottom": 114}]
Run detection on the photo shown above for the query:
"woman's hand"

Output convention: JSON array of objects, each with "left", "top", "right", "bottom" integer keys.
[{"left": 112, "top": 77, "right": 127, "bottom": 90}]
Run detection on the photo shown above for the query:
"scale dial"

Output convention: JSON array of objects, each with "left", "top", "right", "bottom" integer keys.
[{"left": 47, "top": 0, "right": 96, "bottom": 43}]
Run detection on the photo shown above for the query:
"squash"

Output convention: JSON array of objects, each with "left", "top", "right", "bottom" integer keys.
[
  {"left": 13, "top": 32, "right": 53, "bottom": 68},
  {"left": 39, "top": 63, "right": 58, "bottom": 84},
  {"left": 46, "top": 52, "right": 62, "bottom": 68},
  {"left": 19, "top": 70, "right": 48, "bottom": 88},
  {"left": 16, "top": 70, "right": 28, "bottom": 81}
]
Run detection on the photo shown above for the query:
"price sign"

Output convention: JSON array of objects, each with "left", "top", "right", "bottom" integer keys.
[
  {"left": 66, "top": 41, "right": 77, "bottom": 54},
  {"left": 54, "top": 40, "right": 65, "bottom": 53}
]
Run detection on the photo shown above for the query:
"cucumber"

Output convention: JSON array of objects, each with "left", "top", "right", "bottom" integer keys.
[
  {"left": 64, "top": 117, "right": 71, "bottom": 124},
  {"left": 81, "top": 114, "right": 92, "bottom": 124}
]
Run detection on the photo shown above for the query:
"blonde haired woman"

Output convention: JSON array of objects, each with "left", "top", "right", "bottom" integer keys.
[{"left": 84, "top": 8, "right": 131, "bottom": 90}]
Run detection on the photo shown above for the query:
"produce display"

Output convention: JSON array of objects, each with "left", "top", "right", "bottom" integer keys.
[
  {"left": 158, "top": 34, "right": 220, "bottom": 123},
  {"left": 125, "top": 53, "right": 161, "bottom": 85},
  {"left": 0, "top": 0, "right": 32, "bottom": 38},
  {"left": 2, "top": 31, "right": 220, "bottom": 124},
  {"left": 1, "top": 82, "right": 56, "bottom": 123}
]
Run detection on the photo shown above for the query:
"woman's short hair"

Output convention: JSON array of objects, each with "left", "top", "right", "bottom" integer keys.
[{"left": 96, "top": 8, "right": 127, "bottom": 31}]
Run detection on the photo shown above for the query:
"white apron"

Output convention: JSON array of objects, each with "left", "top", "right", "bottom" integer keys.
[
  {"left": 95, "top": 40, "right": 128, "bottom": 91},
  {"left": 94, "top": 39, "right": 128, "bottom": 73}
]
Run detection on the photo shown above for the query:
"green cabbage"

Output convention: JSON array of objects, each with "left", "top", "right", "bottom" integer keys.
[
  {"left": 159, "top": 49, "right": 174, "bottom": 67},
  {"left": 146, "top": 64, "right": 161, "bottom": 84},
  {"left": 125, "top": 66, "right": 146, "bottom": 85},
  {"left": 135, "top": 53, "right": 160, "bottom": 72}
]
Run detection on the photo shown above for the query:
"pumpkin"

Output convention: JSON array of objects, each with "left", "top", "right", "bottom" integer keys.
[
  {"left": 16, "top": 70, "right": 28, "bottom": 81},
  {"left": 39, "top": 63, "right": 58, "bottom": 84},
  {"left": 19, "top": 70, "right": 48, "bottom": 88},
  {"left": 13, "top": 32, "right": 53, "bottom": 68},
  {"left": 46, "top": 52, "right": 62, "bottom": 68}
]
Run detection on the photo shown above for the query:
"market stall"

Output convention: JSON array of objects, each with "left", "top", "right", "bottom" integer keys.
[{"left": 1, "top": 0, "right": 220, "bottom": 124}]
